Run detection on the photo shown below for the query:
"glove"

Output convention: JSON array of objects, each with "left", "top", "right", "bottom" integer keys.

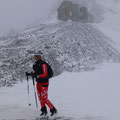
[
  {"left": 33, "top": 64, "right": 36, "bottom": 71},
  {"left": 31, "top": 72, "right": 37, "bottom": 78},
  {"left": 26, "top": 72, "right": 31, "bottom": 77},
  {"left": 36, "top": 78, "right": 41, "bottom": 82}
]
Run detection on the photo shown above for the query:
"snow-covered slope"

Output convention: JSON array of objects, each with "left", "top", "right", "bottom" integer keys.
[
  {"left": 0, "top": 63, "right": 120, "bottom": 120},
  {"left": 0, "top": 21, "right": 120, "bottom": 87}
]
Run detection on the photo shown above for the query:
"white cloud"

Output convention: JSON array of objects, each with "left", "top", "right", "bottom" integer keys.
[{"left": 0, "top": 0, "right": 61, "bottom": 36}]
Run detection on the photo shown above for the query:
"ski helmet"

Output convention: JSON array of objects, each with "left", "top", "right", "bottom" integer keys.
[{"left": 34, "top": 51, "right": 43, "bottom": 57}]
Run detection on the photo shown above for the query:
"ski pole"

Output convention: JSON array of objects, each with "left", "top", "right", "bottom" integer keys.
[
  {"left": 32, "top": 77, "right": 38, "bottom": 108},
  {"left": 26, "top": 75, "right": 31, "bottom": 106}
]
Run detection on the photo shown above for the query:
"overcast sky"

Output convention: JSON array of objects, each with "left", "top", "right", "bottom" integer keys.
[{"left": 0, "top": 0, "right": 61, "bottom": 36}]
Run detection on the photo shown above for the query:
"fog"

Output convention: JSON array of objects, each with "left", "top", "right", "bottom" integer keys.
[{"left": 0, "top": 0, "right": 61, "bottom": 36}]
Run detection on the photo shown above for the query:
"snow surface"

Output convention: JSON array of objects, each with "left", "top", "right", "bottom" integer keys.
[{"left": 0, "top": 63, "right": 120, "bottom": 120}]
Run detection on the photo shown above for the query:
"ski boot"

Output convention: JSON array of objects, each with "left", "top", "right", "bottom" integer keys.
[
  {"left": 40, "top": 106, "right": 47, "bottom": 116},
  {"left": 50, "top": 107, "right": 57, "bottom": 116}
]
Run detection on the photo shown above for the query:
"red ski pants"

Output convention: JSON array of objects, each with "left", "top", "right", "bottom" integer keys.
[{"left": 36, "top": 83, "right": 54, "bottom": 109}]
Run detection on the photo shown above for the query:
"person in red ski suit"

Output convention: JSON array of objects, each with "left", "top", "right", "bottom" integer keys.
[{"left": 26, "top": 52, "right": 57, "bottom": 116}]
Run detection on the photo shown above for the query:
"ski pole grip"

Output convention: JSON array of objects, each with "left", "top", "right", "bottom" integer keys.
[
  {"left": 26, "top": 72, "right": 29, "bottom": 81},
  {"left": 32, "top": 77, "right": 35, "bottom": 85}
]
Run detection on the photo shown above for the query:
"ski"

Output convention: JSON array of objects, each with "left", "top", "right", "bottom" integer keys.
[
  {"left": 49, "top": 116, "right": 73, "bottom": 120},
  {"left": 36, "top": 115, "right": 49, "bottom": 120},
  {"left": 36, "top": 116, "right": 73, "bottom": 120}
]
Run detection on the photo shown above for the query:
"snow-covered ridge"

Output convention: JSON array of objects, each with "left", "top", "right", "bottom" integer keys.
[{"left": 0, "top": 21, "right": 120, "bottom": 87}]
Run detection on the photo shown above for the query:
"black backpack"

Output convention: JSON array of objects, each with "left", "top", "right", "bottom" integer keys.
[
  {"left": 45, "top": 62, "right": 53, "bottom": 78},
  {"left": 33, "top": 60, "right": 53, "bottom": 79}
]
